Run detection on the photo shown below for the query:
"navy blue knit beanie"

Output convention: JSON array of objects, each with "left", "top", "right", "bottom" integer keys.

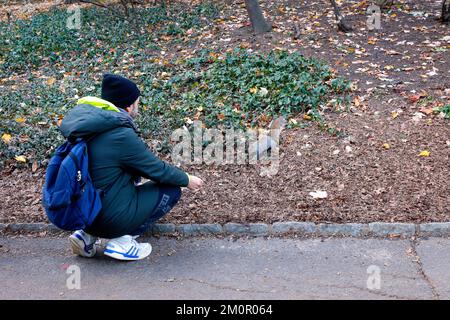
[{"left": 101, "top": 74, "right": 140, "bottom": 109}]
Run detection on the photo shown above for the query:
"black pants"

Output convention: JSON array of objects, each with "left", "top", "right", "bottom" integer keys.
[{"left": 130, "top": 185, "right": 182, "bottom": 236}]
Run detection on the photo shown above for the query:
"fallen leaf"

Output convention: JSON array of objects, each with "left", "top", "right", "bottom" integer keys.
[
  {"left": 408, "top": 94, "right": 422, "bottom": 103},
  {"left": 419, "top": 150, "right": 430, "bottom": 157},
  {"left": 419, "top": 107, "right": 433, "bottom": 115},
  {"left": 15, "top": 117, "right": 26, "bottom": 123},
  {"left": 367, "top": 37, "right": 377, "bottom": 45},
  {"left": 32, "top": 161, "right": 38, "bottom": 172},
  {"left": 309, "top": 190, "right": 328, "bottom": 199},
  {"left": 1, "top": 133, "right": 11, "bottom": 144},
  {"left": 249, "top": 87, "right": 258, "bottom": 94},
  {"left": 259, "top": 87, "right": 268, "bottom": 97},
  {"left": 46, "top": 77, "right": 56, "bottom": 86},
  {"left": 383, "top": 143, "right": 390, "bottom": 149},
  {"left": 15, "top": 155, "right": 27, "bottom": 163}
]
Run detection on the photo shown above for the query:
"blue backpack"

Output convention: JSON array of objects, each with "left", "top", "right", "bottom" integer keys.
[{"left": 42, "top": 138, "right": 102, "bottom": 231}]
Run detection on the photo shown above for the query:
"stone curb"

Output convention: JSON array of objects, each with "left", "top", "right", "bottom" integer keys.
[{"left": 1, "top": 222, "right": 450, "bottom": 238}]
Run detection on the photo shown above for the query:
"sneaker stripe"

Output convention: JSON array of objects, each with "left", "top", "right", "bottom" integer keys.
[
  {"left": 74, "top": 232, "right": 94, "bottom": 254},
  {"left": 104, "top": 248, "right": 140, "bottom": 259}
]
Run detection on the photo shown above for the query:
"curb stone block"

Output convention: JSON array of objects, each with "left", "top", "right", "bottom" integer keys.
[
  {"left": 176, "top": 224, "right": 223, "bottom": 235},
  {"left": 418, "top": 223, "right": 450, "bottom": 237},
  {"left": 249, "top": 223, "right": 269, "bottom": 235},
  {"left": 5, "top": 222, "right": 450, "bottom": 238},
  {"left": 318, "top": 223, "right": 368, "bottom": 237},
  {"left": 8, "top": 223, "right": 47, "bottom": 232},
  {"left": 47, "top": 224, "right": 64, "bottom": 234},
  {"left": 197, "top": 223, "right": 223, "bottom": 234},
  {"left": 224, "top": 223, "right": 269, "bottom": 235},
  {"left": 369, "top": 222, "right": 416, "bottom": 237},
  {"left": 271, "top": 222, "right": 317, "bottom": 235},
  {"left": 224, "top": 223, "right": 246, "bottom": 234},
  {"left": 149, "top": 223, "right": 176, "bottom": 235}
]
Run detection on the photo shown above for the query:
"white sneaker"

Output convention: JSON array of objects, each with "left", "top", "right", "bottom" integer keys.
[
  {"left": 69, "top": 230, "right": 98, "bottom": 258},
  {"left": 104, "top": 235, "right": 152, "bottom": 261}
]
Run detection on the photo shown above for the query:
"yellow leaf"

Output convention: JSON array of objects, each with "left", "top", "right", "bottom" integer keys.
[
  {"left": 249, "top": 87, "right": 258, "bottom": 94},
  {"left": 419, "top": 150, "right": 430, "bottom": 157},
  {"left": 15, "top": 155, "right": 27, "bottom": 163},
  {"left": 303, "top": 114, "right": 312, "bottom": 120},
  {"left": 383, "top": 143, "right": 390, "bottom": 149},
  {"left": 46, "top": 77, "right": 56, "bottom": 86},
  {"left": 15, "top": 117, "right": 26, "bottom": 123},
  {"left": 391, "top": 111, "right": 398, "bottom": 119},
  {"left": 1, "top": 133, "right": 11, "bottom": 144},
  {"left": 367, "top": 37, "right": 377, "bottom": 45}
]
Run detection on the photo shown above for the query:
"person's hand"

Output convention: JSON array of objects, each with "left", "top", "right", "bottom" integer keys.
[{"left": 187, "top": 174, "right": 204, "bottom": 190}]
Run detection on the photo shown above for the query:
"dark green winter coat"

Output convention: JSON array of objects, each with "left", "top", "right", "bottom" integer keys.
[{"left": 59, "top": 96, "right": 189, "bottom": 238}]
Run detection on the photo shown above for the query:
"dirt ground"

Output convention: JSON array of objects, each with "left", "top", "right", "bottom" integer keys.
[{"left": 0, "top": 0, "right": 449, "bottom": 224}]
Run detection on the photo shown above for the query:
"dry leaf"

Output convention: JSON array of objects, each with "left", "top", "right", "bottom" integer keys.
[
  {"left": 46, "top": 77, "right": 56, "bottom": 86},
  {"left": 32, "top": 161, "right": 38, "bottom": 172},
  {"left": 1, "top": 133, "right": 11, "bottom": 144},
  {"left": 419, "top": 150, "right": 430, "bottom": 157},
  {"left": 419, "top": 107, "right": 433, "bottom": 115},
  {"left": 408, "top": 94, "right": 422, "bottom": 103},
  {"left": 15, "top": 155, "right": 27, "bottom": 163},
  {"left": 367, "top": 37, "right": 377, "bottom": 45},
  {"left": 309, "top": 191, "right": 328, "bottom": 199}
]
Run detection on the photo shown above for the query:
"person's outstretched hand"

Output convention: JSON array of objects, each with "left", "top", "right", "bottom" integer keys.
[{"left": 187, "top": 175, "right": 204, "bottom": 190}]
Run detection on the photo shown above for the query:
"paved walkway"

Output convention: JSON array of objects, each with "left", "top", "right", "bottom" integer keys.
[{"left": 0, "top": 235, "right": 449, "bottom": 299}]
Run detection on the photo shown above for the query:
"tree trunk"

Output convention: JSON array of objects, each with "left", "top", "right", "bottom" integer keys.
[
  {"left": 244, "top": 0, "right": 272, "bottom": 34},
  {"left": 442, "top": 0, "right": 450, "bottom": 23}
]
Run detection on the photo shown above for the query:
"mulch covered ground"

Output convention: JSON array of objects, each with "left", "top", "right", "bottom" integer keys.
[
  {"left": 0, "top": 0, "right": 449, "bottom": 224},
  {"left": 1, "top": 96, "right": 449, "bottom": 224}
]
